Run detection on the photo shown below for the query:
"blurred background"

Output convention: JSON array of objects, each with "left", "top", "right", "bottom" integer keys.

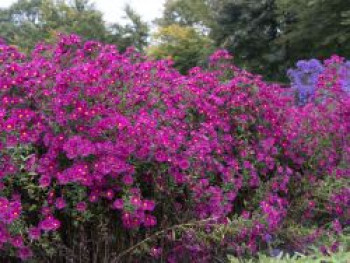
[{"left": 0, "top": 0, "right": 349, "bottom": 81}]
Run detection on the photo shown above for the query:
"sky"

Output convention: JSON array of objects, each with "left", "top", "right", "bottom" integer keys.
[{"left": 0, "top": 0, "right": 166, "bottom": 24}]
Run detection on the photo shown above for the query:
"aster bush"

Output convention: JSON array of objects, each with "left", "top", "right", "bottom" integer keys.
[
  {"left": 0, "top": 35, "right": 349, "bottom": 262},
  {"left": 288, "top": 57, "right": 350, "bottom": 105}
]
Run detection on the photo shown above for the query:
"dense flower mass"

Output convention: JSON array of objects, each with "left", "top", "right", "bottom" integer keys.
[
  {"left": 0, "top": 35, "right": 349, "bottom": 261},
  {"left": 288, "top": 57, "right": 350, "bottom": 104}
]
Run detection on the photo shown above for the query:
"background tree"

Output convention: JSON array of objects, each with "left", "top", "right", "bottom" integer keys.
[
  {"left": 148, "top": 24, "right": 214, "bottom": 74},
  {"left": 156, "top": 0, "right": 213, "bottom": 30},
  {"left": 157, "top": 0, "right": 350, "bottom": 80},
  {"left": 0, "top": 0, "right": 149, "bottom": 52},
  {"left": 41, "top": 0, "right": 107, "bottom": 42},
  {"left": 0, "top": 0, "right": 45, "bottom": 51},
  {"left": 276, "top": 0, "right": 350, "bottom": 63},
  {"left": 210, "top": 0, "right": 285, "bottom": 80},
  {"left": 152, "top": 0, "right": 216, "bottom": 74},
  {"left": 1, "top": 0, "right": 349, "bottom": 79},
  {"left": 156, "top": 0, "right": 284, "bottom": 79},
  {"left": 107, "top": 5, "right": 149, "bottom": 52}
]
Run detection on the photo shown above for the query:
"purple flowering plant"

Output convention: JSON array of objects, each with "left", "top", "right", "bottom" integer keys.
[
  {"left": 0, "top": 35, "right": 349, "bottom": 261},
  {"left": 288, "top": 57, "right": 350, "bottom": 104}
]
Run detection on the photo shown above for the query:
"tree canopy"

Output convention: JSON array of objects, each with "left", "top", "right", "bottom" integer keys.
[
  {"left": 1, "top": 0, "right": 349, "bottom": 80},
  {"left": 154, "top": 0, "right": 350, "bottom": 80},
  {"left": 0, "top": 0, "right": 149, "bottom": 52},
  {"left": 148, "top": 24, "right": 214, "bottom": 74}
]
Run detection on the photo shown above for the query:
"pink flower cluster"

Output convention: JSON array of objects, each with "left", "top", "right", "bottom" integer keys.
[
  {"left": 0, "top": 35, "right": 349, "bottom": 260},
  {"left": 0, "top": 197, "right": 21, "bottom": 224}
]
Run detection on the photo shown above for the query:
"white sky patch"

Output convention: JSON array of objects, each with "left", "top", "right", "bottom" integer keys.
[{"left": 0, "top": 0, "right": 166, "bottom": 24}]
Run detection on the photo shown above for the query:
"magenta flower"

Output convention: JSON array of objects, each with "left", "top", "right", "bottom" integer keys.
[
  {"left": 55, "top": 197, "right": 66, "bottom": 210},
  {"left": 332, "top": 219, "right": 342, "bottom": 235},
  {"left": 39, "top": 216, "right": 61, "bottom": 232},
  {"left": 28, "top": 227, "right": 41, "bottom": 240},
  {"left": 0, "top": 197, "right": 9, "bottom": 210},
  {"left": 63, "top": 136, "right": 95, "bottom": 159},
  {"left": 41, "top": 206, "right": 52, "bottom": 216},
  {"left": 112, "top": 199, "right": 124, "bottom": 210},
  {"left": 39, "top": 175, "right": 51, "bottom": 188},
  {"left": 122, "top": 174, "right": 133, "bottom": 186},
  {"left": 11, "top": 235, "right": 24, "bottom": 248},
  {"left": 76, "top": 202, "right": 87, "bottom": 212},
  {"left": 18, "top": 247, "right": 33, "bottom": 260},
  {"left": 143, "top": 214, "right": 157, "bottom": 227},
  {"left": 130, "top": 196, "right": 141, "bottom": 209},
  {"left": 142, "top": 200, "right": 155, "bottom": 211},
  {"left": 89, "top": 192, "right": 99, "bottom": 203},
  {"left": 150, "top": 246, "right": 162, "bottom": 259},
  {"left": 178, "top": 159, "right": 190, "bottom": 170},
  {"left": 104, "top": 189, "right": 114, "bottom": 200}
]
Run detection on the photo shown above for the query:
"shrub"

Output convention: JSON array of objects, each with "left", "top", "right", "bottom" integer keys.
[
  {"left": 0, "top": 35, "right": 349, "bottom": 262},
  {"left": 288, "top": 57, "right": 350, "bottom": 105}
]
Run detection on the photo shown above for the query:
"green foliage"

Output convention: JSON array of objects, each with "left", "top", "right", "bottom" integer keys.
[
  {"left": 211, "top": 0, "right": 283, "bottom": 80},
  {"left": 148, "top": 24, "right": 215, "bottom": 73},
  {"left": 228, "top": 248, "right": 350, "bottom": 263},
  {"left": 0, "top": 0, "right": 149, "bottom": 52},
  {"left": 107, "top": 5, "right": 149, "bottom": 52},
  {"left": 0, "top": 0, "right": 104, "bottom": 51},
  {"left": 41, "top": 0, "right": 107, "bottom": 41},
  {"left": 277, "top": 0, "right": 350, "bottom": 59},
  {"left": 157, "top": 0, "right": 350, "bottom": 81},
  {"left": 152, "top": 0, "right": 216, "bottom": 73},
  {"left": 156, "top": 0, "right": 213, "bottom": 30},
  {"left": 157, "top": 0, "right": 285, "bottom": 79},
  {"left": 211, "top": 0, "right": 350, "bottom": 80}
]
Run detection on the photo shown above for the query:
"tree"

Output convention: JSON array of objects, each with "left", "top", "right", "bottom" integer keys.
[
  {"left": 157, "top": 0, "right": 285, "bottom": 79},
  {"left": 210, "top": 0, "right": 284, "bottom": 80},
  {"left": 148, "top": 24, "right": 214, "bottom": 73},
  {"left": 0, "top": 0, "right": 107, "bottom": 51},
  {"left": 0, "top": 0, "right": 45, "bottom": 51},
  {"left": 40, "top": 0, "right": 107, "bottom": 42},
  {"left": 156, "top": 0, "right": 213, "bottom": 31},
  {"left": 276, "top": 0, "right": 350, "bottom": 62},
  {"left": 107, "top": 5, "right": 149, "bottom": 52},
  {"left": 0, "top": 0, "right": 150, "bottom": 53},
  {"left": 153, "top": 0, "right": 216, "bottom": 73},
  {"left": 156, "top": 0, "right": 350, "bottom": 81}
]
